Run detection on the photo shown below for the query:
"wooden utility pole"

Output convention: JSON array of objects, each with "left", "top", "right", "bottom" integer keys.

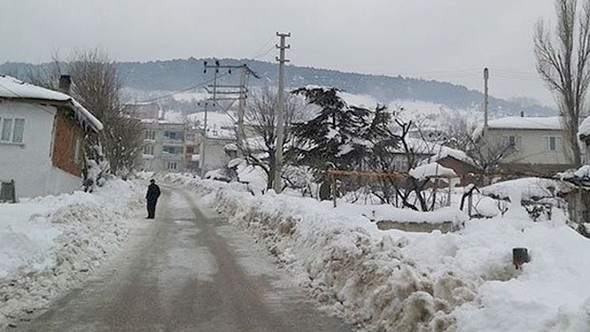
[
  {"left": 483, "top": 67, "right": 489, "bottom": 136},
  {"left": 273, "top": 32, "right": 291, "bottom": 193}
]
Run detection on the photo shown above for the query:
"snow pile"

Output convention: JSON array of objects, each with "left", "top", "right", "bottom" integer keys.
[
  {"left": 160, "top": 172, "right": 590, "bottom": 332},
  {"left": 482, "top": 177, "right": 559, "bottom": 201},
  {"left": 0, "top": 179, "right": 143, "bottom": 329},
  {"left": 409, "top": 162, "right": 457, "bottom": 180}
]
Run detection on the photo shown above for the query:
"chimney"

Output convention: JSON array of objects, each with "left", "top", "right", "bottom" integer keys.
[{"left": 58, "top": 75, "right": 72, "bottom": 95}]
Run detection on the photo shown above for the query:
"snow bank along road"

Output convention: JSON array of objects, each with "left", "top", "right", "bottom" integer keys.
[{"left": 15, "top": 187, "right": 352, "bottom": 331}]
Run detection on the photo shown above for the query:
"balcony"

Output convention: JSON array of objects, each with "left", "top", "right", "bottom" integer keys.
[
  {"left": 162, "top": 138, "right": 184, "bottom": 145},
  {"left": 161, "top": 152, "right": 183, "bottom": 161}
]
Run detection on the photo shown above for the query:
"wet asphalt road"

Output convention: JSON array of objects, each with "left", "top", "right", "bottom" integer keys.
[{"left": 13, "top": 188, "right": 354, "bottom": 332}]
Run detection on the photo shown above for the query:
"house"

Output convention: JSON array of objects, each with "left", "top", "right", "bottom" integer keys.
[
  {"left": 393, "top": 138, "right": 479, "bottom": 179},
  {"left": 0, "top": 75, "right": 102, "bottom": 199},
  {"left": 140, "top": 120, "right": 190, "bottom": 173},
  {"left": 475, "top": 116, "right": 574, "bottom": 175}
]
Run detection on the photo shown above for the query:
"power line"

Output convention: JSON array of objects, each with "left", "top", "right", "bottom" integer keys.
[{"left": 136, "top": 73, "right": 229, "bottom": 103}]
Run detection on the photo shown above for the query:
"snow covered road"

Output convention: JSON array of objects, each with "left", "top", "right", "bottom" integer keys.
[{"left": 14, "top": 187, "right": 352, "bottom": 332}]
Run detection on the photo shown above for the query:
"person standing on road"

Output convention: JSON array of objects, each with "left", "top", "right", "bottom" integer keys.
[{"left": 146, "top": 179, "right": 161, "bottom": 219}]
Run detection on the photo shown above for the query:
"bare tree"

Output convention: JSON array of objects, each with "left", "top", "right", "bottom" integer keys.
[
  {"left": 24, "top": 49, "right": 143, "bottom": 179},
  {"left": 69, "top": 50, "right": 143, "bottom": 175},
  {"left": 444, "top": 117, "right": 515, "bottom": 176},
  {"left": 238, "top": 87, "right": 304, "bottom": 190},
  {"left": 534, "top": 0, "right": 590, "bottom": 167}
]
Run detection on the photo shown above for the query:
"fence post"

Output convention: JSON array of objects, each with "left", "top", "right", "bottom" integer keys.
[{"left": 331, "top": 172, "right": 337, "bottom": 208}]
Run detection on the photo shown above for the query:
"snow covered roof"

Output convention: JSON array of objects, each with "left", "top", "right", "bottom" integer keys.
[
  {"left": 473, "top": 116, "right": 562, "bottom": 139},
  {"left": 579, "top": 117, "right": 590, "bottom": 139},
  {"left": 396, "top": 138, "right": 478, "bottom": 167},
  {"left": 409, "top": 162, "right": 457, "bottom": 180},
  {"left": 487, "top": 116, "right": 562, "bottom": 130},
  {"left": 481, "top": 177, "right": 559, "bottom": 201},
  {"left": 0, "top": 75, "right": 103, "bottom": 132}
]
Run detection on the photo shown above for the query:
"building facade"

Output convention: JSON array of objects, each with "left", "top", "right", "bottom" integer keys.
[
  {"left": 0, "top": 75, "right": 102, "bottom": 199},
  {"left": 140, "top": 121, "right": 190, "bottom": 172},
  {"left": 477, "top": 116, "right": 574, "bottom": 174}
]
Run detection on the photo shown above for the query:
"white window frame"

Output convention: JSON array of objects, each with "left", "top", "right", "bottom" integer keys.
[
  {"left": 0, "top": 117, "right": 25, "bottom": 144},
  {"left": 167, "top": 161, "right": 178, "bottom": 170},
  {"left": 543, "top": 136, "right": 563, "bottom": 152},
  {"left": 145, "top": 130, "right": 155, "bottom": 140},
  {"left": 504, "top": 135, "right": 523, "bottom": 151},
  {"left": 143, "top": 145, "right": 154, "bottom": 155}
]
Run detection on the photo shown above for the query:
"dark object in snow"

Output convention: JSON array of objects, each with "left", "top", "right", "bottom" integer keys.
[
  {"left": 0, "top": 179, "right": 16, "bottom": 203},
  {"left": 146, "top": 179, "right": 161, "bottom": 219},
  {"left": 513, "top": 247, "right": 530, "bottom": 269}
]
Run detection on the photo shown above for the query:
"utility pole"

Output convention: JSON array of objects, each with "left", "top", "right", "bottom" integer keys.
[
  {"left": 483, "top": 67, "right": 489, "bottom": 137},
  {"left": 202, "top": 60, "right": 258, "bottom": 176},
  {"left": 197, "top": 101, "right": 215, "bottom": 177},
  {"left": 273, "top": 32, "right": 291, "bottom": 193},
  {"left": 237, "top": 65, "right": 259, "bottom": 155}
]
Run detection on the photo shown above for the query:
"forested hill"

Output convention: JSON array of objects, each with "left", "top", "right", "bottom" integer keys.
[{"left": 0, "top": 57, "right": 555, "bottom": 116}]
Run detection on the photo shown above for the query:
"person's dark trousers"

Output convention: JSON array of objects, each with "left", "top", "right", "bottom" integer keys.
[{"left": 147, "top": 199, "right": 157, "bottom": 218}]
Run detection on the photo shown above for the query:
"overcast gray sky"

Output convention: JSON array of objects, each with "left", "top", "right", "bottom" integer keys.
[{"left": 1, "top": 0, "right": 558, "bottom": 105}]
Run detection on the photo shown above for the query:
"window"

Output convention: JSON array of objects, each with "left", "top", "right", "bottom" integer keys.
[
  {"left": 143, "top": 145, "right": 154, "bottom": 155},
  {"left": 167, "top": 161, "right": 177, "bottom": 170},
  {"left": 543, "top": 136, "right": 562, "bottom": 151},
  {"left": 504, "top": 135, "right": 523, "bottom": 151},
  {"left": 0, "top": 118, "right": 25, "bottom": 143},
  {"left": 1, "top": 118, "right": 12, "bottom": 141},
  {"left": 145, "top": 130, "right": 155, "bottom": 140},
  {"left": 13, "top": 119, "right": 24, "bottom": 143},
  {"left": 164, "top": 131, "right": 184, "bottom": 140},
  {"left": 74, "top": 139, "right": 81, "bottom": 164}
]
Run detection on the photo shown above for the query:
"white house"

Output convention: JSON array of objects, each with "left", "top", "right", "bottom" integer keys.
[
  {"left": 0, "top": 75, "right": 102, "bottom": 199},
  {"left": 475, "top": 116, "right": 574, "bottom": 174}
]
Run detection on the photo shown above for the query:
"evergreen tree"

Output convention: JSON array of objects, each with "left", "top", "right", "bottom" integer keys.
[{"left": 289, "top": 87, "right": 398, "bottom": 176}]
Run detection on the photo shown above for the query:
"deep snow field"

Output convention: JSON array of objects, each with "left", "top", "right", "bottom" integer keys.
[
  {"left": 2, "top": 173, "right": 590, "bottom": 332},
  {"left": 0, "top": 179, "right": 143, "bottom": 330}
]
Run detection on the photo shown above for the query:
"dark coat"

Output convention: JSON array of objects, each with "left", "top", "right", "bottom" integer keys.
[{"left": 146, "top": 183, "right": 161, "bottom": 202}]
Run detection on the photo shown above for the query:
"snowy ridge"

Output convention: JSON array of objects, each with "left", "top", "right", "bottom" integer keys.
[
  {"left": 161, "top": 172, "right": 590, "bottom": 332},
  {"left": 0, "top": 180, "right": 143, "bottom": 330}
]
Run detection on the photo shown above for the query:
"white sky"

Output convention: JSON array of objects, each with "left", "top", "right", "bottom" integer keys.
[{"left": 1, "top": 0, "right": 558, "bottom": 105}]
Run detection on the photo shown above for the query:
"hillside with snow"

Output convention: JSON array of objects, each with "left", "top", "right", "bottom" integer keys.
[{"left": 1, "top": 58, "right": 556, "bottom": 119}]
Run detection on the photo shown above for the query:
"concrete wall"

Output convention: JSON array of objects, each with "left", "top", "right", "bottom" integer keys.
[
  {"left": 485, "top": 128, "right": 573, "bottom": 165},
  {"left": 0, "top": 101, "right": 84, "bottom": 198},
  {"left": 200, "top": 136, "right": 235, "bottom": 173}
]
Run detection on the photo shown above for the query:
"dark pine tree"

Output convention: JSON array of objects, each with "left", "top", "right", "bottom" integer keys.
[{"left": 289, "top": 86, "right": 398, "bottom": 177}]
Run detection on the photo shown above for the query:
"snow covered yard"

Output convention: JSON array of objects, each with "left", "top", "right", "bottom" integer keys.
[
  {"left": 0, "top": 179, "right": 144, "bottom": 330},
  {"left": 162, "top": 172, "right": 590, "bottom": 332}
]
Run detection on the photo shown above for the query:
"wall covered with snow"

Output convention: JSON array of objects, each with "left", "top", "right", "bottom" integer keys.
[
  {"left": 0, "top": 179, "right": 143, "bottom": 330},
  {"left": 0, "top": 102, "right": 57, "bottom": 198}
]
